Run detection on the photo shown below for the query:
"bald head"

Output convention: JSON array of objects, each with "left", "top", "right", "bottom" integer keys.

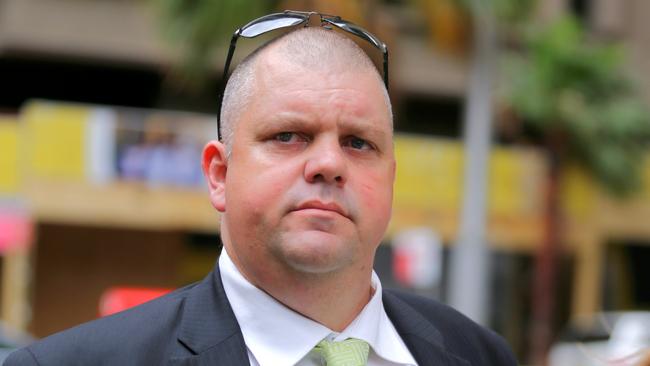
[{"left": 220, "top": 27, "right": 392, "bottom": 153}]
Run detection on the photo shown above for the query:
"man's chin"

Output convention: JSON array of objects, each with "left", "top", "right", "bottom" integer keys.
[{"left": 271, "top": 230, "right": 356, "bottom": 274}]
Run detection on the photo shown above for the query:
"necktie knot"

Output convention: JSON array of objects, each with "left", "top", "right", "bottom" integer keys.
[{"left": 314, "top": 338, "right": 370, "bottom": 366}]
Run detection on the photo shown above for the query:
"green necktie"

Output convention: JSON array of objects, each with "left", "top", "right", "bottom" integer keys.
[{"left": 314, "top": 338, "right": 370, "bottom": 366}]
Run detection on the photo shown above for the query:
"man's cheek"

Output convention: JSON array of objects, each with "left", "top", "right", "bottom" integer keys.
[
  {"left": 245, "top": 182, "right": 287, "bottom": 220},
  {"left": 358, "top": 174, "right": 393, "bottom": 208}
]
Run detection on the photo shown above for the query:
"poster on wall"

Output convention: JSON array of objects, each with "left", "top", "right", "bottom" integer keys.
[{"left": 21, "top": 100, "right": 217, "bottom": 189}]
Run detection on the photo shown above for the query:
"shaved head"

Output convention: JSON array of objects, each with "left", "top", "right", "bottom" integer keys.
[{"left": 220, "top": 27, "right": 392, "bottom": 154}]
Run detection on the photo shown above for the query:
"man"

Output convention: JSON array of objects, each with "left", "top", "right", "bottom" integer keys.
[{"left": 5, "top": 16, "right": 516, "bottom": 366}]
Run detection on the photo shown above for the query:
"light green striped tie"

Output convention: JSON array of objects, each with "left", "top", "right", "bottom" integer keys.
[{"left": 314, "top": 338, "right": 370, "bottom": 366}]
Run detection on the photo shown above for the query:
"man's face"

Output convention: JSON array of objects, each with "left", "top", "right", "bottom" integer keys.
[{"left": 211, "top": 52, "right": 395, "bottom": 280}]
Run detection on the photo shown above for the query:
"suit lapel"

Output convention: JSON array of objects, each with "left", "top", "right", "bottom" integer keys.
[
  {"left": 169, "top": 266, "right": 250, "bottom": 366},
  {"left": 168, "top": 264, "right": 471, "bottom": 366},
  {"left": 383, "top": 291, "right": 470, "bottom": 366}
]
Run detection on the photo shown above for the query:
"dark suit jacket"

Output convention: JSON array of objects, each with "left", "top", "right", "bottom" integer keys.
[{"left": 4, "top": 266, "right": 517, "bottom": 366}]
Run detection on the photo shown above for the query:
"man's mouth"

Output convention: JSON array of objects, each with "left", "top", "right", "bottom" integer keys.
[{"left": 292, "top": 200, "right": 350, "bottom": 220}]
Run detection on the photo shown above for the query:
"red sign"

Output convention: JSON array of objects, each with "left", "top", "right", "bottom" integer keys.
[
  {"left": 0, "top": 211, "right": 33, "bottom": 254},
  {"left": 99, "top": 287, "right": 173, "bottom": 316}
]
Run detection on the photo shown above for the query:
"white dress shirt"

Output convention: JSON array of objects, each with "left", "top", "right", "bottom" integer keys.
[{"left": 219, "top": 249, "right": 418, "bottom": 366}]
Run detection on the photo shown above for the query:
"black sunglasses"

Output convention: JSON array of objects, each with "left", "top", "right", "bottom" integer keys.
[{"left": 217, "top": 10, "right": 389, "bottom": 141}]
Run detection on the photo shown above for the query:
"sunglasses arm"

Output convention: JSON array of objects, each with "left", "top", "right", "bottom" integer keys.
[
  {"left": 383, "top": 46, "right": 389, "bottom": 91},
  {"left": 222, "top": 31, "right": 241, "bottom": 84},
  {"left": 218, "top": 31, "right": 241, "bottom": 141}
]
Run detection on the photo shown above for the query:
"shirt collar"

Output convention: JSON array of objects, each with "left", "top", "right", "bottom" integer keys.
[
  {"left": 337, "top": 271, "right": 416, "bottom": 365},
  {"left": 219, "top": 249, "right": 416, "bottom": 366}
]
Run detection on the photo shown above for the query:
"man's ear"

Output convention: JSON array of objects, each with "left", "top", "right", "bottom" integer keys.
[{"left": 202, "top": 140, "right": 228, "bottom": 212}]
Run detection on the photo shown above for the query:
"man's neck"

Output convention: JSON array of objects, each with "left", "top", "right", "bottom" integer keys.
[{"left": 225, "top": 245, "right": 374, "bottom": 332}]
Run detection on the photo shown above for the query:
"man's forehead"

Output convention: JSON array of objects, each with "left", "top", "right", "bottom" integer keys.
[
  {"left": 254, "top": 44, "right": 326, "bottom": 83},
  {"left": 253, "top": 49, "right": 384, "bottom": 99},
  {"left": 250, "top": 67, "right": 391, "bottom": 125}
]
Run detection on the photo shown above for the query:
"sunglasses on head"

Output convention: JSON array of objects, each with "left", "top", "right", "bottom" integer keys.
[{"left": 217, "top": 10, "right": 389, "bottom": 141}]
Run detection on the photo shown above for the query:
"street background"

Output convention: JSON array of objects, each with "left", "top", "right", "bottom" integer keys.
[{"left": 0, "top": 0, "right": 649, "bottom": 364}]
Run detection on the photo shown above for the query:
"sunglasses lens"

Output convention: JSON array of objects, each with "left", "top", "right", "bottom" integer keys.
[
  {"left": 325, "top": 19, "right": 383, "bottom": 50},
  {"left": 241, "top": 15, "right": 306, "bottom": 38}
]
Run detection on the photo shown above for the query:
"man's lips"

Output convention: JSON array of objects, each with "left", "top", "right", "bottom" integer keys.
[{"left": 292, "top": 201, "right": 350, "bottom": 220}]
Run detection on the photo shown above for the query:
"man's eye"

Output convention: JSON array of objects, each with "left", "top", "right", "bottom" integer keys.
[
  {"left": 275, "top": 132, "right": 296, "bottom": 142},
  {"left": 347, "top": 137, "right": 372, "bottom": 150}
]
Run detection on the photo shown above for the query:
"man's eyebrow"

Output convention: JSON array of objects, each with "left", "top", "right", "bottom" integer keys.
[
  {"left": 257, "top": 114, "right": 317, "bottom": 131},
  {"left": 256, "top": 114, "right": 390, "bottom": 141},
  {"left": 341, "top": 119, "right": 389, "bottom": 140}
]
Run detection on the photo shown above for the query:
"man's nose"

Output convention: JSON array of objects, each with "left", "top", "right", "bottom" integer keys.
[{"left": 304, "top": 139, "right": 347, "bottom": 186}]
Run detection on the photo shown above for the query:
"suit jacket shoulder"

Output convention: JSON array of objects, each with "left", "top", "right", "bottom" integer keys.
[
  {"left": 3, "top": 267, "right": 249, "bottom": 366},
  {"left": 4, "top": 283, "right": 196, "bottom": 366},
  {"left": 383, "top": 289, "right": 517, "bottom": 366}
]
